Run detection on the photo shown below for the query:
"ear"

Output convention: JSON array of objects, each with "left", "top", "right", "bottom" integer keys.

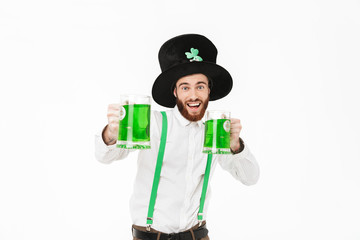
[{"left": 173, "top": 87, "right": 177, "bottom": 98}]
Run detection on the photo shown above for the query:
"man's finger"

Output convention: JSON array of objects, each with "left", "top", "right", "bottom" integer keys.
[
  {"left": 108, "top": 103, "right": 121, "bottom": 111},
  {"left": 107, "top": 111, "right": 120, "bottom": 118},
  {"left": 230, "top": 118, "right": 240, "bottom": 124}
]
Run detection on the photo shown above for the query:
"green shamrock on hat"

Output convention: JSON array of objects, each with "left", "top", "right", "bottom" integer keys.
[{"left": 185, "top": 48, "right": 203, "bottom": 62}]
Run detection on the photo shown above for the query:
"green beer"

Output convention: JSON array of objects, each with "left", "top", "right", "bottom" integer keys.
[
  {"left": 203, "top": 111, "right": 231, "bottom": 154},
  {"left": 116, "top": 95, "right": 151, "bottom": 149}
]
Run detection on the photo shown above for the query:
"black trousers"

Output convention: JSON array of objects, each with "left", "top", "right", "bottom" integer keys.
[{"left": 132, "top": 222, "right": 210, "bottom": 240}]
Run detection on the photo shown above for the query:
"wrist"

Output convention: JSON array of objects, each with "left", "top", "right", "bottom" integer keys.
[
  {"left": 230, "top": 137, "right": 245, "bottom": 154},
  {"left": 102, "top": 125, "right": 116, "bottom": 145}
]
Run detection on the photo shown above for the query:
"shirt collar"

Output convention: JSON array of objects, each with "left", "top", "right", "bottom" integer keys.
[{"left": 173, "top": 105, "right": 204, "bottom": 127}]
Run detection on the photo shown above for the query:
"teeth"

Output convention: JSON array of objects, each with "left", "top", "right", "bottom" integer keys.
[{"left": 188, "top": 103, "right": 200, "bottom": 107}]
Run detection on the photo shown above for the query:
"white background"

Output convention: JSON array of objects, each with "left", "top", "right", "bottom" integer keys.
[{"left": 1, "top": 0, "right": 360, "bottom": 239}]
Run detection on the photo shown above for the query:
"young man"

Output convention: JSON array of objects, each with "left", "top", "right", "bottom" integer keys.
[{"left": 95, "top": 34, "right": 260, "bottom": 240}]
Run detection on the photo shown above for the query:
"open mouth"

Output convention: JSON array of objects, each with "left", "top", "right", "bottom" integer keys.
[{"left": 186, "top": 102, "right": 201, "bottom": 111}]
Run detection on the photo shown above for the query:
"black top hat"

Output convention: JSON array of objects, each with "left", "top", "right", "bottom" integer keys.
[{"left": 152, "top": 34, "right": 233, "bottom": 108}]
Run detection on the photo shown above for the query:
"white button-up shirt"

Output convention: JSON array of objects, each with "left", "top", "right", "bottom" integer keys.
[{"left": 94, "top": 106, "right": 259, "bottom": 233}]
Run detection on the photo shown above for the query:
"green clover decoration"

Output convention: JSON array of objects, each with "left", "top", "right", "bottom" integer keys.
[{"left": 185, "top": 48, "right": 203, "bottom": 62}]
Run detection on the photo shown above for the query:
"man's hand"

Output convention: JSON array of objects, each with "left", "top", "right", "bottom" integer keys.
[
  {"left": 103, "top": 103, "right": 121, "bottom": 145},
  {"left": 230, "top": 118, "right": 242, "bottom": 152}
]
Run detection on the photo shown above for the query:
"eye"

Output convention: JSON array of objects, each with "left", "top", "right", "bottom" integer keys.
[
  {"left": 182, "top": 86, "right": 189, "bottom": 91},
  {"left": 198, "top": 85, "right": 205, "bottom": 90}
]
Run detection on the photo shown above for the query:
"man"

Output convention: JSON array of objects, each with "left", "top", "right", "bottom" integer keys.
[{"left": 95, "top": 34, "right": 260, "bottom": 240}]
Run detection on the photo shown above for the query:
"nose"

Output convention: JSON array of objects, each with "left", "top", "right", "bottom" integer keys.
[{"left": 188, "top": 88, "right": 198, "bottom": 101}]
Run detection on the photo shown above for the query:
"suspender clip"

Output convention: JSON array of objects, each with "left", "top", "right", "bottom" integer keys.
[
  {"left": 146, "top": 217, "right": 153, "bottom": 232},
  {"left": 198, "top": 213, "right": 204, "bottom": 227},
  {"left": 198, "top": 220, "right": 204, "bottom": 227}
]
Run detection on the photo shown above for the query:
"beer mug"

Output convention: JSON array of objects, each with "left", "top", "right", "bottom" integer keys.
[
  {"left": 203, "top": 110, "right": 231, "bottom": 154},
  {"left": 116, "top": 95, "right": 151, "bottom": 149}
]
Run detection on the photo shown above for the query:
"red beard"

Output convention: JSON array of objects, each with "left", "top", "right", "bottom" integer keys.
[{"left": 176, "top": 96, "right": 209, "bottom": 122}]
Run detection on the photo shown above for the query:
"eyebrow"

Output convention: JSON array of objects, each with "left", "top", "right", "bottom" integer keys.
[
  {"left": 178, "top": 81, "right": 208, "bottom": 87},
  {"left": 196, "top": 81, "right": 208, "bottom": 85}
]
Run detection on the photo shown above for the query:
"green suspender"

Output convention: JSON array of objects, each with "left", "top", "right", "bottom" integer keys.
[
  {"left": 146, "top": 111, "right": 213, "bottom": 231},
  {"left": 146, "top": 111, "right": 168, "bottom": 231},
  {"left": 198, "top": 153, "right": 212, "bottom": 226}
]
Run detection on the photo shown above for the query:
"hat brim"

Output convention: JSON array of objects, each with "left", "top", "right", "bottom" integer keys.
[{"left": 152, "top": 61, "right": 233, "bottom": 108}]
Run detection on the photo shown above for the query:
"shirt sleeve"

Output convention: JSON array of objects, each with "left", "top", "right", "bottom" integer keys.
[
  {"left": 216, "top": 142, "right": 260, "bottom": 186},
  {"left": 94, "top": 125, "right": 134, "bottom": 164}
]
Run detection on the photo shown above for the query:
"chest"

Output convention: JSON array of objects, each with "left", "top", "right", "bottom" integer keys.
[{"left": 161, "top": 124, "right": 208, "bottom": 177}]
